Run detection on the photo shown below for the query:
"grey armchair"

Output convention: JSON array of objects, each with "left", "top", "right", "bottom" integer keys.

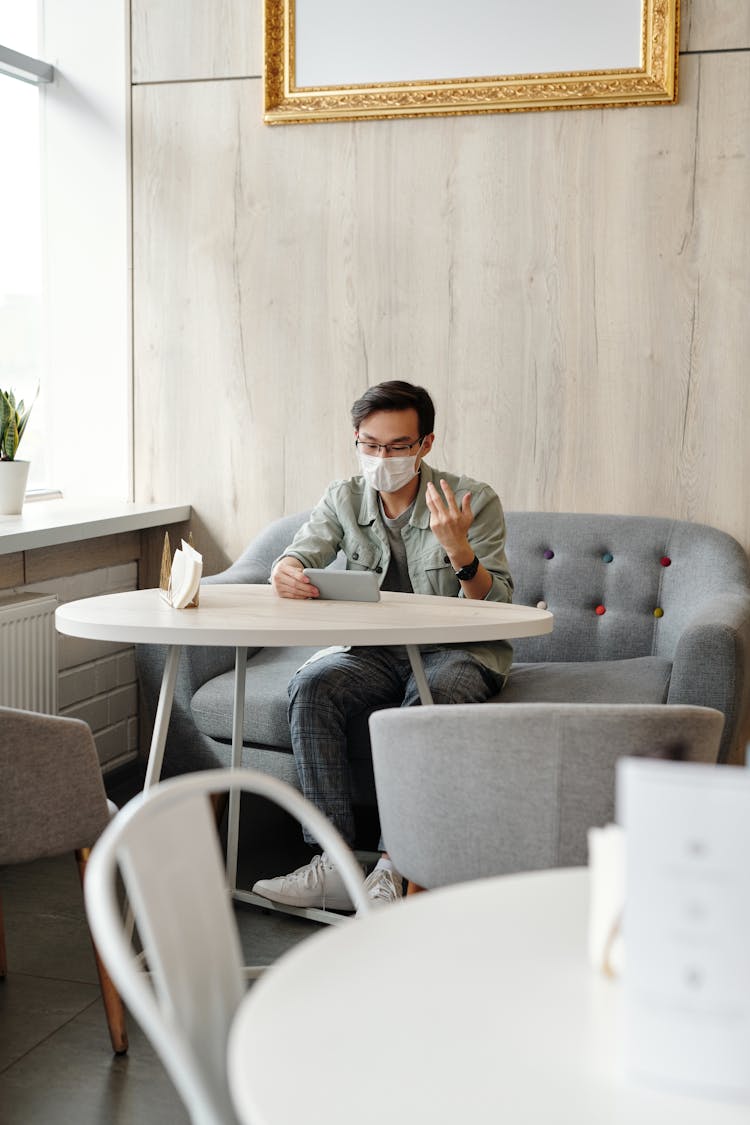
[
  {"left": 369, "top": 702, "right": 725, "bottom": 891},
  {"left": 0, "top": 706, "right": 128, "bottom": 1054}
]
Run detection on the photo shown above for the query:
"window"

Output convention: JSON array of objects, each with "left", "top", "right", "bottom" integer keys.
[
  {"left": 0, "top": 9, "right": 48, "bottom": 487},
  {"left": 0, "top": 1, "right": 130, "bottom": 502}
]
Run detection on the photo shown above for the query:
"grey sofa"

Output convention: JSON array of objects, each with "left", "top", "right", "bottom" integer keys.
[{"left": 136, "top": 511, "right": 750, "bottom": 844}]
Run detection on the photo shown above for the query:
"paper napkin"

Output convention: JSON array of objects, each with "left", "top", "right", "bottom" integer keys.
[{"left": 161, "top": 539, "right": 203, "bottom": 609}]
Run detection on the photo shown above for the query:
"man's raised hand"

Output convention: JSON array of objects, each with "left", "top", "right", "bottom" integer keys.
[{"left": 425, "top": 479, "right": 474, "bottom": 554}]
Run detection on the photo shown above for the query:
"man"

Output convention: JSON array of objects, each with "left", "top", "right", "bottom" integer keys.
[{"left": 252, "top": 380, "right": 513, "bottom": 909}]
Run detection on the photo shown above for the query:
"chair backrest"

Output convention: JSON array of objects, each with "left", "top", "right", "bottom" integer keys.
[
  {"left": 0, "top": 706, "right": 111, "bottom": 864},
  {"left": 369, "top": 703, "right": 724, "bottom": 890},
  {"left": 84, "top": 768, "right": 371, "bottom": 1125},
  {"left": 504, "top": 512, "right": 750, "bottom": 664}
]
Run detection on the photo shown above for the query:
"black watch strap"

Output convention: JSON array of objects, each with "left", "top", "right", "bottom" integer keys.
[{"left": 454, "top": 554, "right": 480, "bottom": 581}]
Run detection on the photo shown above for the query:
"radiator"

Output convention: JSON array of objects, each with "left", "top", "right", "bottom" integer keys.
[{"left": 0, "top": 593, "right": 58, "bottom": 714}]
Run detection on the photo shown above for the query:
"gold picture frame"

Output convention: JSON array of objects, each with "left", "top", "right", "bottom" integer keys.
[{"left": 264, "top": 0, "right": 679, "bottom": 126}]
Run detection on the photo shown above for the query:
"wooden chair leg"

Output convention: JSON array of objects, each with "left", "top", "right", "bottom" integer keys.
[
  {"left": 406, "top": 880, "right": 426, "bottom": 895},
  {"left": 76, "top": 848, "right": 129, "bottom": 1055},
  {"left": 210, "top": 790, "right": 229, "bottom": 827},
  {"left": 0, "top": 890, "right": 7, "bottom": 978}
]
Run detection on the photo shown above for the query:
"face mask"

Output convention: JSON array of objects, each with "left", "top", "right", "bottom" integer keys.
[{"left": 357, "top": 446, "right": 422, "bottom": 493}]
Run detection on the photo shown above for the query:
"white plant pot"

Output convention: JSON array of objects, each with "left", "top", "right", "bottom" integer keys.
[{"left": 0, "top": 460, "right": 30, "bottom": 515}]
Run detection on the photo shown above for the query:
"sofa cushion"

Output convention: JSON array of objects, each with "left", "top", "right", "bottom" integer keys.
[
  {"left": 497, "top": 657, "right": 672, "bottom": 705},
  {"left": 191, "top": 645, "right": 319, "bottom": 748},
  {"left": 193, "top": 646, "right": 674, "bottom": 753}
]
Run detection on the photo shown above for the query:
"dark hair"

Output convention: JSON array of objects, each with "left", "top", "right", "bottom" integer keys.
[{"left": 350, "top": 381, "right": 435, "bottom": 436}]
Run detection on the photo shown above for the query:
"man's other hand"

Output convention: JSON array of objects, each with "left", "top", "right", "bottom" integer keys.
[
  {"left": 425, "top": 479, "right": 474, "bottom": 554},
  {"left": 271, "top": 557, "right": 319, "bottom": 599}
]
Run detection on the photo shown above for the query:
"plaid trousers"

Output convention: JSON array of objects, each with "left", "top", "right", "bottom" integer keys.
[{"left": 288, "top": 645, "right": 503, "bottom": 847}]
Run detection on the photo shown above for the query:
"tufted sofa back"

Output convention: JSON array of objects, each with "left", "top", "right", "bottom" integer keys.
[
  {"left": 215, "top": 508, "right": 750, "bottom": 670},
  {"left": 506, "top": 512, "right": 750, "bottom": 664}
]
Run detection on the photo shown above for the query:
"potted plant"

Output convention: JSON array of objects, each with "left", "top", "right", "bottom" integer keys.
[{"left": 0, "top": 387, "right": 37, "bottom": 515}]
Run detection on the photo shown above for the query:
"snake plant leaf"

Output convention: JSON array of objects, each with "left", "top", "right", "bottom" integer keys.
[
  {"left": 0, "top": 393, "right": 12, "bottom": 458},
  {"left": 17, "top": 405, "right": 33, "bottom": 444},
  {"left": 0, "top": 385, "right": 37, "bottom": 460},
  {"left": 3, "top": 418, "right": 19, "bottom": 459}
]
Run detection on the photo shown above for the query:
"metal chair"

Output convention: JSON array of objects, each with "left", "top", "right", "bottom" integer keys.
[
  {"left": 84, "top": 767, "right": 371, "bottom": 1125},
  {"left": 0, "top": 705, "right": 127, "bottom": 1053},
  {"left": 369, "top": 702, "right": 725, "bottom": 892}
]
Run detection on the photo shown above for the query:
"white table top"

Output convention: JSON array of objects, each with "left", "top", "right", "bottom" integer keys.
[
  {"left": 227, "top": 869, "right": 750, "bottom": 1125},
  {"left": 54, "top": 584, "right": 553, "bottom": 647}
]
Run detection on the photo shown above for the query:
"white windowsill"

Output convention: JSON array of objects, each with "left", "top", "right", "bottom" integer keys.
[
  {"left": 0, "top": 498, "right": 192, "bottom": 555},
  {"left": 24, "top": 489, "right": 65, "bottom": 503}
]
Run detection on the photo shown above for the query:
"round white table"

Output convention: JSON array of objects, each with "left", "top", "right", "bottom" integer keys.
[
  {"left": 227, "top": 869, "right": 750, "bottom": 1125},
  {"left": 56, "top": 584, "right": 552, "bottom": 923},
  {"left": 54, "top": 583, "right": 551, "bottom": 649}
]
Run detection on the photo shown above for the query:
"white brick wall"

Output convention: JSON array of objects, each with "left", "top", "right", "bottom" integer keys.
[{"left": 24, "top": 563, "right": 140, "bottom": 771}]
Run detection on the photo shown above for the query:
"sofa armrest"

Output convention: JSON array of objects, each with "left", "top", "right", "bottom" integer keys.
[
  {"left": 202, "top": 510, "right": 310, "bottom": 587},
  {"left": 202, "top": 561, "right": 270, "bottom": 586},
  {"left": 667, "top": 591, "right": 750, "bottom": 762}
]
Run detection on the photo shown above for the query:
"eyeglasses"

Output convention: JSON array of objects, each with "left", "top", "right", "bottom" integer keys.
[{"left": 354, "top": 437, "right": 424, "bottom": 457}]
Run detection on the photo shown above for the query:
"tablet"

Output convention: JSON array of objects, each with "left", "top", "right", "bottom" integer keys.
[{"left": 303, "top": 568, "right": 381, "bottom": 603}]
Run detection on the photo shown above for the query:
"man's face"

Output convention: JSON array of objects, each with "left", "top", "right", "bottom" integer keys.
[{"left": 354, "top": 408, "right": 434, "bottom": 462}]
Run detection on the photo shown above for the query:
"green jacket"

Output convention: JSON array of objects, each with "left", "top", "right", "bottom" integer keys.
[{"left": 281, "top": 461, "right": 514, "bottom": 680}]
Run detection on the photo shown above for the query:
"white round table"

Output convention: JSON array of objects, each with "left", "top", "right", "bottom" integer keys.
[
  {"left": 56, "top": 584, "right": 552, "bottom": 923},
  {"left": 227, "top": 869, "right": 750, "bottom": 1125},
  {"left": 54, "top": 583, "right": 551, "bottom": 648}
]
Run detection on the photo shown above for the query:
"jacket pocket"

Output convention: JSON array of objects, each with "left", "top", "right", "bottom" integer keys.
[
  {"left": 423, "top": 547, "right": 460, "bottom": 596},
  {"left": 343, "top": 536, "right": 383, "bottom": 573}
]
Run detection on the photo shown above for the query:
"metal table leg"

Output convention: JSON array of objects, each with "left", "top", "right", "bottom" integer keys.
[
  {"left": 406, "top": 644, "right": 434, "bottom": 705},
  {"left": 226, "top": 646, "right": 248, "bottom": 895},
  {"left": 127, "top": 644, "right": 181, "bottom": 940},
  {"left": 143, "top": 645, "right": 182, "bottom": 790}
]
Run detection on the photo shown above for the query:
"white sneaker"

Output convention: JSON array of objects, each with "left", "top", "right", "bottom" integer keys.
[
  {"left": 363, "top": 866, "right": 404, "bottom": 907},
  {"left": 252, "top": 853, "right": 356, "bottom": 911}
]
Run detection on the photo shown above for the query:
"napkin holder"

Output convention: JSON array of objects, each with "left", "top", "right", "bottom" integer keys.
[{"left": 159, "top": 532, "right": 202, "bottom": 609}]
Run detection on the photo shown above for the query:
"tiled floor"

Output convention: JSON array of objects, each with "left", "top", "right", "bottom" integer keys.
[{"left": 0, "top": 777, "right": 327, "bottom": 1124}]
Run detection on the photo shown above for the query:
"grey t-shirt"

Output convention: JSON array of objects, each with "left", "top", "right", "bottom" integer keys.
[{"left": 379, "top": 497, "right": 415, "bottom": 593}]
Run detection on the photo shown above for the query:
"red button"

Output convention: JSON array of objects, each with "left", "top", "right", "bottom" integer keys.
[
  {"left": 595, "top": 605, "right": 606, "bottom": 616},
  {"left": 660, "top": 556, "right": 671, "bottom": 567}
]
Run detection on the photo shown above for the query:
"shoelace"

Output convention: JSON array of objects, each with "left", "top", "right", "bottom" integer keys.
[
  {"left": 284, "top": 853, "right": 330, "bottom": 889},
  {"left": 367, "top": 869, "right": 400, "bottom": 901},
  {"left": 280, "top": 854, "right": 342, "bottom": 909}
]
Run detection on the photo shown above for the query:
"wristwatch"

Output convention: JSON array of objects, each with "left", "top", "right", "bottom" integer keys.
[{"left": 454, "top": 554, "right": 480, "bottom": 581}]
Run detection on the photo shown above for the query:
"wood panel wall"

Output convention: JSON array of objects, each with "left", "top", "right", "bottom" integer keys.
[{"left": 131, "top": 1, "right": 750, "bottom": 577}]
